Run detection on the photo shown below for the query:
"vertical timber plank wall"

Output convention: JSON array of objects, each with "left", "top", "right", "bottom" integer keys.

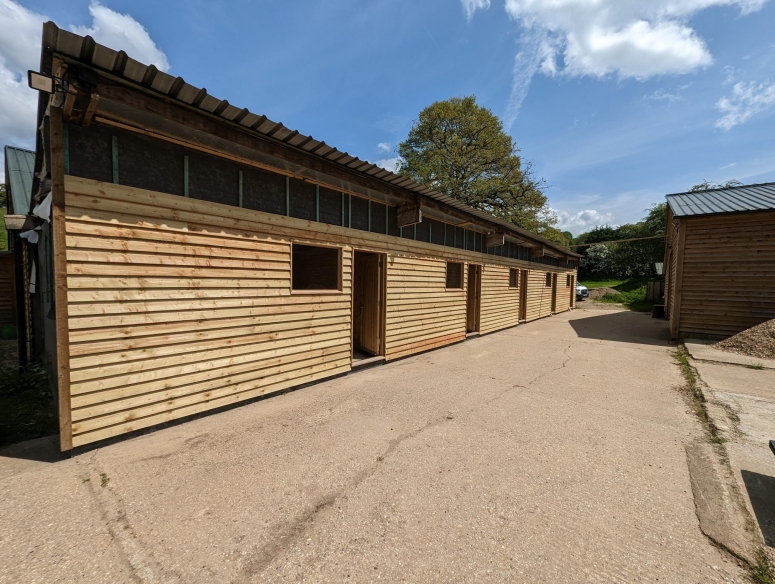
[
  {"left": 384, "top": 255, "right": 466, "bottom": 360},
  {"left": 62, "top": 176, "right": 575, "bottom": 447},
  {"left": 556, "top": 274, "right": 572, "bottom": 313},
  {"left": 525, "top": 270, "right": 553, "bottom": 322},
  {"left": 677, "top": 210, "right": 775, "bottom": 337},
  {"left": 479, "top": 264, "right": 520, "bottom": 334}
]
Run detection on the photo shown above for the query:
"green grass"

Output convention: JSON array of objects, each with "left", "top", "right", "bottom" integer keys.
[
  {"left": 0, "top": 209, "right": 8, "bottom": 252},
  {"left": 583, "top": 278, "right": 655, "bottom": 312},
  {"left": 0, "top": 363, "right": 57, "bottom": 448}
]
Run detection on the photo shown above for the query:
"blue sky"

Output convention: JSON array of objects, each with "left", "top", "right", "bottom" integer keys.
[{"left": 2, "top": 0, "right": 774, "bottom": 234}]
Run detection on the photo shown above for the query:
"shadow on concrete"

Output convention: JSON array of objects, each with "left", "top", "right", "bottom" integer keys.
[
  {"left": 0, "top": 435, "right": 64, "bottom": 464},
  {"left": 742, "top": 469, "right": 775, "bottom": 549},
  {"left": 569, "top": 309, "right": 672, "bottom": 347}
]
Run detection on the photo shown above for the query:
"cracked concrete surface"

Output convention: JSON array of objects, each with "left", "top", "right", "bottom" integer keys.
[{"left": 0, "top": 306, "right": 749, "bottom": 583}]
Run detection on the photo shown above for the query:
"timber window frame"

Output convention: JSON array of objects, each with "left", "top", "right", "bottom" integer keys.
[
  {"left": 509, "top": 268, "right": 518, "bottom": 289},
  {"left": 545, "top": 273, "right": 552, "bottom": 287},
  {"left": 445, "top": 262, "right": 464, "bottom": 290},
  {"left": 291, "top": 242, "right": 343, "bottom": 293}
]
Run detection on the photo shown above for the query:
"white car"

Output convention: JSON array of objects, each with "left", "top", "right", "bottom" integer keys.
[{"left": 576, "top": 283, "right": 589, "bottom": 300}]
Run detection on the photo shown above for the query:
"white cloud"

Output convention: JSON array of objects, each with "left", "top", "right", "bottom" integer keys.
[
  {"left": 480, "top": 0, "right": 771, "bottom": 127},
  {"left": 375, "top": 157, "right": 401, "bottom": 172},
  {"left": 72, "top": 2, "right": 169, "bottom": 72},
  {"left": 720, "top": 162, "right": 737, "bottom": 169},
  {"left": 377, "top": 142, "right": 391, "bottom": 153},
  {"left": 556, "top": 208, "right": 615, "bottom": 233},
  {"left": 461, "top": 0, "right": 491, "bottom": 20},
  {"left": 0, "top": 0, "right": 168, "bottom": 181},
  {"left": 644, "top": 88, "right": 683, "bottom": 103},
  {"left": 715, "top": 80, "right": 775, "bottom": 130}
]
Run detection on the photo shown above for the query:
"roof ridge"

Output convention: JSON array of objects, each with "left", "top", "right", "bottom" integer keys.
[
  {"left": 665, "top": 181, "right": 775, "bottom": 198},
  {"left": 4, "top": 145, "right": 35, "bottom": 155}
]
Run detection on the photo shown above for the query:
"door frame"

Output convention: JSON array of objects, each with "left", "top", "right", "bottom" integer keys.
[
  {"left": 351, "top": 248, "right": 387, "bottom": 360},
  {"left": 466, "top": 263, "right": 482, "bottom": 333}
]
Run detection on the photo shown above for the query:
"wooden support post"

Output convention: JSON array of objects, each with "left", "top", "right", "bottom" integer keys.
[
  {"left": 238, "top": 170, "right": 243, "bottom": 207},
  {"left": 285, "top": 176, "right": 290, "bottom": 216},
  {"left": 670, "top": 219, "right": 687, "bottom": 339},
  {"left": 63, "top": 125, "right": 69, "bottom": 175},
  {"left": 49, "top": 106, "right": 73, "bottom": 451},
  {"left": 183, "top": 155, "right": 189, "bottom": 197},
  {"left": 111, "top": 136, "right": 119, "bottom": 184},
  {"left": 396, "top": 202, "right": 421, "bottom": 228}
]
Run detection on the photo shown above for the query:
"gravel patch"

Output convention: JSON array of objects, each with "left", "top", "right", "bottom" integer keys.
[{"left": 715, "top": 319, "right": 775, "bottom": 360}]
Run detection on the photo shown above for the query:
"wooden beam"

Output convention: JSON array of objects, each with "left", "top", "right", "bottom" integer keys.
[
  {"left": 396, "top": 202, "right": 421, "bottom": 228},
  {"left": 486, "top": 232, "right": 505, "bottom": 248},
  {"left": 49, "top": 106, "right": 73, "bottom": 451},
  {"left": 3, "top": 214, "right": 42, "bottom": 231}
]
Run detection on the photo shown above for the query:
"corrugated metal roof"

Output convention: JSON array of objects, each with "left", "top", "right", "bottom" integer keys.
[
  {"left": 4, "top": 146, "right": 35, "bottom": 214},
  {"left": 666, "top": 182, "right": 775, "bottom": 218},
  {"left": 40, "top": 22, "right": 578, "bottom": 258}
]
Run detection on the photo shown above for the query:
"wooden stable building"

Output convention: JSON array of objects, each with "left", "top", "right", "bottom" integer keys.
[
  {"left": 664, "top": 183, "right": 775, "bottom": 339},
  {"left": 18, "top": 23, "right": 578, "bottom": 450}
]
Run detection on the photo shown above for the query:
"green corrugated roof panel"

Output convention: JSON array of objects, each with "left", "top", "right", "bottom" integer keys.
[{"left": 4, "top": 146, "right": 35, "bottom": 215}]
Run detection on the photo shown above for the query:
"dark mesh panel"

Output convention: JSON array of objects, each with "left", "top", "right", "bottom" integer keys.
[
  {"left": 400, "top": 225, "right": 414, "bottom": 240},
  {"left": 415, "top": 219, "right": 430, "bottom": 243},
  {"left": 289, "top": 178, "right": 316, "bottom": 221},
  {"left": 188, "top": 151, "right": 240, "bottom": 206},
  {"left": 429, "top": 219, "right": 445, "bottom": 246},
  {"left": 117, "top": 129, "right": 185, "bottom": 196},
  {"left": 242, "top": 167, "right": 286, "bottom": 215},
  {"left": 66, "top": 123, "right": 113, "bottom": 183},
  {"left": 466, "top": 229, "right": 476, "bottom": 251},
  {"left": 370, "top": 202, "right": 387, "bottom": 234},
  {"left": 318, "top": 187, "right": 342, "bottom": 226},
  {"left": 388, "top": 206, "right": 399, "bottom": 237},
  {"left": 350, "top": 196, "right": 369, "bottom": 231},
  {"left": 454, "top": 226, "right": 465, "bottom": 249}
]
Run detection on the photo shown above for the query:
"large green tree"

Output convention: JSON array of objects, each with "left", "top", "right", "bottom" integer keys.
[{"left": 396, "top": 96, "right": 558, "bottom": 239}]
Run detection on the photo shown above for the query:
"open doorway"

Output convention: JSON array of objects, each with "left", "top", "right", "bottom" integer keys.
[
  {"left": 466, "top": 264, "right": 481, "bottom": 334},
  {"left": 352, "top": 250, "right": 385, "bottom": 364},
  {"left": 551, "top": 273, "right": 558, "bottom": 313},
  {"left": 519, "top": 269, "right": 528, "bottom": 321}
]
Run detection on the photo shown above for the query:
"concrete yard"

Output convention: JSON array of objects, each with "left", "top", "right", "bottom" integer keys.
[{"left": 0, "top": 306, "right": 750, "bottom": 583}]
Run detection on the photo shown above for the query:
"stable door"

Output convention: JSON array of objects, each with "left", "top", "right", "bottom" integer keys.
[
  {"left": 353, "top": 251, "right": 384, "bottom": 357},
  {"left": 466, "top": 264, "right": 481, "bottom": 333}
]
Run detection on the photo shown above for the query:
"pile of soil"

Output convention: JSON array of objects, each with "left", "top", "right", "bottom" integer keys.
[
  {"left": 714, "top": 319, "right": 775, "bottom": 360},
  {"left": 587, "top": 287, "right": 620, "bottom": 300}
]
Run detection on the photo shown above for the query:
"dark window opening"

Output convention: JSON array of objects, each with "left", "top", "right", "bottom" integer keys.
[
  {"left": 545, "top": 273, "right": 552, "bottom": 287},
  {"left": 351, "top": 196, "right": 369, "bottom": 231},
  {"left": 446, "top": 262, "right": 463, "bottom": 289},
  {"left": 292, "top": 244, "right": 340, "bottom": 291},
  {"left": 318, "top": 187, "right": 342, "bottom": 226},
  {"left": 370, "top": 202, "right": 387, "bottom": 234},
  {"left": 509, "top": 269, "right": 518, "bottom": 288},
  {"left": 289, "top": 178, "right": 316, "bottom": 221}
]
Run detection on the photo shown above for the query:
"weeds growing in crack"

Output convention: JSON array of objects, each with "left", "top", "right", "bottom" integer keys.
[
  {"left": 100, "top": 472, "right": 110, "bottom": 488},
  {"left": 674, "top": 346, "right": 707, "bottom": 427},
  {"left": 746, "top": 363, "right": 765, "bottom": 371},
  {"left": 752, "top": 548, "right": 775, "bottom": 584}
]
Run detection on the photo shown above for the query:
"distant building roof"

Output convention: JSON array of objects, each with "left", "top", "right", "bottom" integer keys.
[
  {"left": 666, "top": 182, "right": 775, "bottom": 218},
  {"left": 4, "top": 146, "right": 35, "bottom": 215}
]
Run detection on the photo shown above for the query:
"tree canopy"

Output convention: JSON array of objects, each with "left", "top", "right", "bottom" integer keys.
[
  {"left": 396, "top": 96, "right": 562, "bottom": 243},
  {"left": 688, "top": 179, "right": 742, "bottom": 192},
  {"left": 575, "top": 203, "right": 666, "bottom": 279}
]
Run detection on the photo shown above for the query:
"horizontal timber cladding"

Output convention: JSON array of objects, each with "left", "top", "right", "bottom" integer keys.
[
  {"left": 63, "top": 176, "right": 574, "bottom": 447},
  {"left": 479, "top": 265, "right": 520, "bottom": 334},
  {"left": 524, "top": 270, "right": 554, "bottom": 322},
  {"left": 677, "top": 210, "right": 775, "bottom": 337}
]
